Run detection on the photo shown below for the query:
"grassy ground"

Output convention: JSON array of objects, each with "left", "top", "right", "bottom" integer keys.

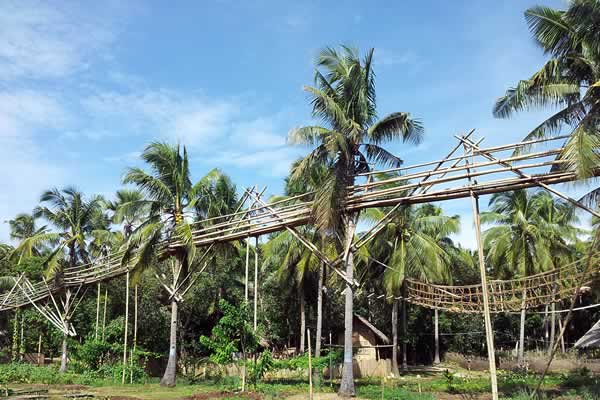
[
  {"left": 4, "top": 367, "right": 599, "bottom": 399},
  {"left": 5, "top": 376, "right": 599, "bottom": 400}
]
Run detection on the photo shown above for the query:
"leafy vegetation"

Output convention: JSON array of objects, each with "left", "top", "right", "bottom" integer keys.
[{"left": 1, "top": 2, "right": 600, "bottom": 397}]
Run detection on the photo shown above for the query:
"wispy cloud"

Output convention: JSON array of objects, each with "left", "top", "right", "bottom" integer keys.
[
  {"left": 375, "top": 48, "right": 419, "bottom": 67},
  {"left": 0, "top": 1, "right": 116, "bottom": 81},
  {"left": 0, "top": 91, "right": 70, "bottom": 241},
  {"left": 82, "top": 90, "right": 240, "bottom": 147},
  {"left": 204, "top": 147, "right": 302, "bottom": 178}
]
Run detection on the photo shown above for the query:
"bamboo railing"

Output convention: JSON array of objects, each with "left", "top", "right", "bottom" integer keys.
[{"left": 1, "top": 133, "right": 597, "bottom": 314}]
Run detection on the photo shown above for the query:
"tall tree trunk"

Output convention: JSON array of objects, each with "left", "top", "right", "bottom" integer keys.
[
  {"left": 299, "top": 288, "right": 306, "bottom": 354},
  {"left": 59, "top": 335, "right": 68, "bottom": 373},
  {"left": 518, "top": 288, "right": 526, "bottom": 367},
  {"left": 549, "top": 302, "right": 556, "bottom": 355},
  {"left": 37, "top": 333, "right": 43, "bottom": 365},
  {"left": 12, "top": 308, "right": 19, "bottom": 361},
  {"left": 315, "top": 263, "right": 324, "bottom": 357},
  {"left": 391, "top": 299, "right": 399, "bottom": 376},
  {"left": 434, "top": 309, "right": 441, "bottom": 365},
  {"left": 401, "top": 282, "right": 408, "bottom": 372},
  {"left": 160, "top": 299, "right": 178, "bottom": 386},
  {"left": 544, "top": 305, "right": 549, "bottom": 349},
  {"left": 339, "top": 216, "right": 356, "bottom": 397}
]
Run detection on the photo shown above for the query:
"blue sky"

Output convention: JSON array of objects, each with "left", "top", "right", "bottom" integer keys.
[{"left": 1, "top": 0, "right": 586, "bottom": 247}]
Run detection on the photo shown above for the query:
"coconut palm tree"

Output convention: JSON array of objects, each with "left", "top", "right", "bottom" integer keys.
[
  {"left": 263, "top": 228, "right": 319, "bottom": 354},
  {"left": 262, "top": 162, "right": 331, "bottom": 356},
  {"left": 493, "top": 0, "right": 600, "bottom": 185},
  {"left": 288, "top": 46, "right": 423, "bottom": 396},
  {"left": 482, "top": 190, "right": 562, "bottom": 366},
  {"left": 530, "top": 192, "right": 579, "bottom": 352},
  {"left": 12, "top": 188, "right": 105, "bottom": 372},
  {"left": 7, "top": 214, "right": 48, "bottom": 254},
  {"left": 109, "top": 190, "right": 148, "bottom": 239},
  {"left": 121, "top": 142, "right": 228, "bottom": 387},
  {"left": 364, "top": 204, "right": 459, "bottom": 375}
]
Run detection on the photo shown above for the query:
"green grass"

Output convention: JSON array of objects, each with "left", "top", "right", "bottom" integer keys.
[{"left": 2, "top": 363, "right": 599, "bottom": 399}]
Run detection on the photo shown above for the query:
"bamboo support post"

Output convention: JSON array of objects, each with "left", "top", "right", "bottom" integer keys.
[
  {"left": 472, "top": 194, "right": 498, "bottom": 400},
  {"left": 95, "top": 283, "right": 101, "bottom": 340},
  {"left": 130, "top": 284, "right": 138, "bottom": 383},
  {"left": 254, "top": 236, "right": 258, "bottom": 331},
  {"left": 102, "top": 288, "right": 108, "bottom": 342},
  {"left": 122, "top": 272, "right": 129, "bottom": 384},
  {"left": 245, "top": 238, "right": 250, "bottom": 303},
  {"left": 308, "top": 328, "right": 313, "bottom": 400}
]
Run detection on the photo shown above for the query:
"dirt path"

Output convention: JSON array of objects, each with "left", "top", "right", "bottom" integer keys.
[{"left": 285, "top": 394, "right": 368, "bottom": 400}]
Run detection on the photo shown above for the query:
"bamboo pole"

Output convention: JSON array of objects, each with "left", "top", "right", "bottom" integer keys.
[
  {"left": 245, "top": 238, "right": 250, "bottom": 303},
  {"left": 37, "top": 333, "right": 42, "bottom": 365},
  {"left": 102, "top": 288, "right": 108, "bottom": 342},
  {"left": 95, "top": 283, "right": 101, "bottom": 340},
  {"left": 308, "top": 329, "right": 313, "bottom": 400},
  {"left": 130, "top": 284, "right": 138, "bottom": 384},
  {"left": 254, "top": 236, "right": 258, "bottom": 331},
  {"left": 122, "top": 272, "right": 129, "bottom": 384},
  {"left": 458, "top": 136, "right": 600, "bottom": 219},
  {"left": 472, "top": 194, "right": 498, "bottom": 400},
  {"left": 329, "top": 332, "right": 333, "bottom": 387}
]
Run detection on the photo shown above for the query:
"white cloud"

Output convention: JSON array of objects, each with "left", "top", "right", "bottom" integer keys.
[
  {"left": 229, "top": 116, "right": 287, "bottom": 149},
  {"left": 375, "top": 48, "right": 419, "bottom": 67},
  {"left": 205, "top": 147, "right": 301, "bottom": 178},
  {"left": 82, "top": 90, "right": 239, "bottom": 147},
  {"left": 0, "top": 1, "right": 115, "bottom": 81},
  {"left": 0, "top": 91, "right": 69, "bottom": 242}
]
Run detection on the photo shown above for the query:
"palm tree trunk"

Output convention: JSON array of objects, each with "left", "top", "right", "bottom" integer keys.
[
  {"left": 315, "top": 263, "right": 324, "bottom": 357},
  {"left": 160, "top": 299, "right": 178, "bottom": 386},
  {"left": 434, "top": 309, "right": 441, "bottom": 365},
  {"left": 299, "top": 288, "right": 306, "bottom": 354},
  {"left": 401, "top": 282, "right": 408, "bottom": 372},
  {"left": 518, "top": 288, "right": 526, "bottom": 367},
  {"left": 59, "top": 335, "right": 68, "bottom": 373},
  {"left": 339, "top": 216, "right": 356, "bottom": 397},
  {"left": 391, "top": 299, "right": 399, "bottom": 376},
  {"left": 549, "top": 302, "right": 556, "bottom": 356}
]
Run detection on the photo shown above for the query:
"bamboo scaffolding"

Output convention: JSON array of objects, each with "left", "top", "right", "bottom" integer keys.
[{"left": 2, "top": 132, "right": 599, "bottom": 319}]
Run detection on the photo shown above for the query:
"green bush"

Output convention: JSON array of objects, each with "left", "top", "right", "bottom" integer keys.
[
  {"left": 561, "top": 367, "right": 596, "bottom": 389},
  {"left": 273, "top": 350, "right": 342, "bottom": 371},
  {"left": 0, "top": 363, "right": 77, "bottom": 385},
  {"left": 0, "top": 361, "right": 150, "bottom": 386}
]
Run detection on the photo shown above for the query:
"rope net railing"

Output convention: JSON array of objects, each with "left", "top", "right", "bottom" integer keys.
[
  {"left": 0, "top": 133, "right": 596, "bottom": 314},
  {"left": 405, "top": 256, "right": 598, "bottom": 313}
]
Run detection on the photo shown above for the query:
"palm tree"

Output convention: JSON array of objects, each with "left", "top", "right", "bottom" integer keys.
[
  {"left": 109, "top": 190, "right": 148, "bottom": 238},
  {"left": 8, "top": 214, "right": 48, "bottom": 254},
  {"left": 288, "top": 46, "right": 423, "bottom": 396},
  {"left": 481, "top": 190, "right": 573, "bottom": 365},
  {"left": 493, "top": 0, "right": 600, "bottom": 184},
  {"left": 530, "top": 192, "right": 579, "bottom": 352},
  {"left": 365, "top": 204, "right": 458, "bottom": 375},
  {"left": 121, "top": 142, "right": 226, "bottom": 387},
  {"left": 288, "top": 161, "right": 331, "bottom": 357},
  {"left": 263, "top": 228, "right": 318, "bottom": 354},
  {"left": 12, "top": 188, "right": 105, "bottom": 372}
]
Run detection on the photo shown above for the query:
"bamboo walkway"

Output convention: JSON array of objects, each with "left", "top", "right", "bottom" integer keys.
[{"left": 1, "top": 133, "right": 597, "bottom": 315}]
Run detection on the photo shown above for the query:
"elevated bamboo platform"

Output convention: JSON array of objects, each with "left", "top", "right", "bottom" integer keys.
[{"left": 1, "top": 132, "right": 597, "bottom": 315}]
